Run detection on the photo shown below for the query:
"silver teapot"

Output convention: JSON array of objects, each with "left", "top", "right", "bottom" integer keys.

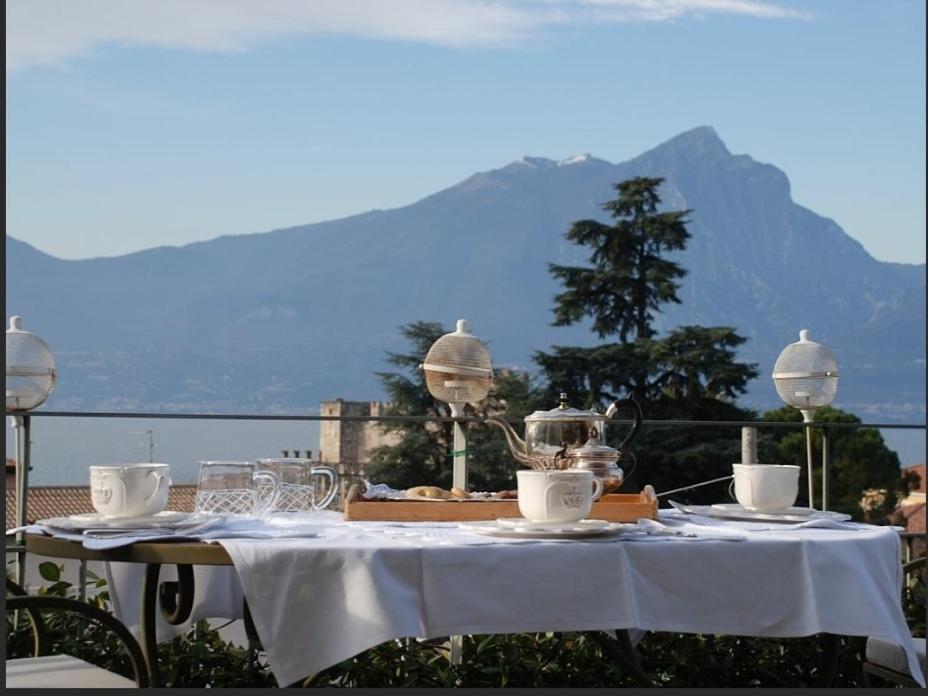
[{"left": 486, "top": 393, "right": 642, "bottom": 484}]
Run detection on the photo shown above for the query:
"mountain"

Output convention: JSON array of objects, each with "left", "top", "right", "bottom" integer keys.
[{"left": 6, "top": 126, "right": 925, "bottom": 421}]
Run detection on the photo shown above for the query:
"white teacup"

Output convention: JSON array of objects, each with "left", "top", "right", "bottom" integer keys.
[
  {"left": 90, "top": 464, "right": 171, "bottom": 518},
  {"left": 730, "top": 463, "right": 800, "bottom": 512},
  {"left": 517, "top": 469, "right": 604, "bottom": 524}
]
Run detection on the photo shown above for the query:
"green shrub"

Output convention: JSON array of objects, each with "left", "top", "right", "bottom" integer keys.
[
  {"left": 316, "top": 632, "right": 868, "bottom": 688},
  {"left": 5, "top": 562, "right": 276, "bottom": 688}
]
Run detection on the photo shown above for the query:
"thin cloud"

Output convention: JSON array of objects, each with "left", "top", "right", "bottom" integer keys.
[
  {"left": 6, "top": 0, "right": 810, "bottom": 72},
  {"left": 563, "top": 0, "right": 811, "bottom": 21}
]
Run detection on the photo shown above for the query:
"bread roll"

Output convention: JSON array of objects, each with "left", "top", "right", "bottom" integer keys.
[{"left": 406, "top": 485, "right": 454, "bottom": 499}]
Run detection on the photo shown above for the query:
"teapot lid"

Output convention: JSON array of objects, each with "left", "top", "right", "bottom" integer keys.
[{"left": 524, "top": 393, "right": 606, "bottom": 423}]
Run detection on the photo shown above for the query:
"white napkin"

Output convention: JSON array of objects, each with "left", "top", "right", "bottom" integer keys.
[
  {"left": 85, "top": 527, "right": 324, "bottom": 550},
  {"left": 363, "top": 524, "right": 543, "bottom": 546},
  {"left": 16, "top": 517, "right": 325, "bottom": 550},
  {"left": 634, "top": 517, "right": 748, "bottom": 541},
  {"left": 659, "top": 508, "right": 896, "bottom": 533}
]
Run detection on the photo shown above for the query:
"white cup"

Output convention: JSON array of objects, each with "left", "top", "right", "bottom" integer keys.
[
  {"left": 90, "top": 464, "right": 171, "bottom": 518},
  {"left": 730, "top": 463, "right": 800, "bottom": 512},
  {"left": 517, "top": 469, "right": 604, "bottom": 524}
]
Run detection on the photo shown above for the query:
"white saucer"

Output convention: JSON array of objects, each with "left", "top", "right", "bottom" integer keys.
[
  {"left": 466, "top": 519, "right": 632, "bottom": 540},
  {"left": 42, "top": 510, "right": 193, "bottom": 531}
]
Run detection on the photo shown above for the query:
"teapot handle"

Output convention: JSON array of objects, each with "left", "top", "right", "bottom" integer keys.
[{"left": 605, "top": 397, "right": 643, "bottom": 451}]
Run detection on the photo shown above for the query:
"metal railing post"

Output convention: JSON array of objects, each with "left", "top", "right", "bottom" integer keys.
[
  {"left": 14, "top": 414, "right": 31, "bottom": 593},
  {"left": 79, "top": 559, "right": 88, "bottom": 603},
  {"left": 805, "top": 423, "right": 815, "bottom": 510},
  {"left": 821, "top": 426, "right": 830, "bottom": 512}
]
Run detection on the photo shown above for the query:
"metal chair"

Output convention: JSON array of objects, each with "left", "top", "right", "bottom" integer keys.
[
  {"left": 6, "top": 577, "right": 151, "bottom": 688},
  {"left": 861, "top": 556, "right": 926, "bottom": 687}
]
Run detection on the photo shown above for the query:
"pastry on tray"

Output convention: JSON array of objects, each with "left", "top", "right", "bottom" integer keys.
[
  {"left": 406, "top": 485, "right": 455, "bottom": 500},
  {"left": 401, "top": 486, "right": 517, "bottom": 501}
]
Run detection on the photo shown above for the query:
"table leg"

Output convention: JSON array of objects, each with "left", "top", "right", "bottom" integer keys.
[
  {"left": 140, "top": 563, "right": 163, "bottom": 687},
  {"left": 590, "top": 630, "right": 649, "bottom": 685},
  {"left": 243, "top": 596, "right": 263, "bottom": 681},
  {"left": 816, "top": 633, "right": 841, "bottom": 687},
  {"left": 159, "top": 564, "right": 196, "bottom": 625},
  {"left": 243, "top": 597, "right": 263, "bottom": 651},
  {"left": 140, "top": 563, "right": 198, "bottom": 688}
]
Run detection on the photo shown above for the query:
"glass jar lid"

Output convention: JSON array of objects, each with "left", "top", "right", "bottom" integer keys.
[{"left": 565, "top": 440, "right": 620, "bottom": 462}]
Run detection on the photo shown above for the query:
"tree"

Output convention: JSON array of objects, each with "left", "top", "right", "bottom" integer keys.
[
  {"left": 549, "top": 177, "right": 690, "bottom": 343},
  {"left": 364, "top": 321, "right": 536, "bottom": 492},
  {"left": 541, "top": 177, "right": 757, "bottom": 408},
  {"left": 534, "top": 177, "right": 758, "bottom": 499},
  {"left": 363, "top": 322, "right": 449, "bottom": 489},
  {"left": 760, "top": 405, "right": 912, "bottom": 520}
]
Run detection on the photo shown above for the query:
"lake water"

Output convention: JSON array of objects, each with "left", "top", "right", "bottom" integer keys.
[{"left": 6, "top": 415, "right": 924, "bottom": 486}]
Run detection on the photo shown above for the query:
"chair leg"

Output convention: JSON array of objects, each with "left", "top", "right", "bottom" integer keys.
[{"left": 862, "top": 661, "right": 919, "bottom": 688}]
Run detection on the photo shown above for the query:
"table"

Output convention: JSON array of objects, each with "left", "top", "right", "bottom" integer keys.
[{"left": 24, "top": 515, "right": 925, "bottom": 688}]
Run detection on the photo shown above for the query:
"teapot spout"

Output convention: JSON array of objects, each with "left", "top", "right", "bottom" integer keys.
[{"left": 485, "top": 415, "right": 532, "bottom": 466}]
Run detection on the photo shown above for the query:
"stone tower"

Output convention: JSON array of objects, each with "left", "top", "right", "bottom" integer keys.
[{"left": 318, "top": 399, "right": 401, "bottom": 471}]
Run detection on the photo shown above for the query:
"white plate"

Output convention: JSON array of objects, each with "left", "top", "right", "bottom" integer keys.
[
  {"left": 464, "top": 519, "right": 633, "bottom": 540},
  {"left": 40, "top": 510, "right": 194, "bottom": 531},
  {"left": 697, "top": 504, "right": 850, "bottom": 524}
]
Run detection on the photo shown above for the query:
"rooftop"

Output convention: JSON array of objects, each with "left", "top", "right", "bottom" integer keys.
[{"left": 5, "top": 485, "right": 198, "bottom": 529}]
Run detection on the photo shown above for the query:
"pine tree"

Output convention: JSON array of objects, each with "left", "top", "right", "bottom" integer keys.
[
  {"left": 537, "top": 177, "right": 759, "bottom": 498},
  {"left": 550, "top": 176, "right": 690, "bottom": 344},
  {"left": 540, "top": 176, "right": 757, "bottom": 410}
]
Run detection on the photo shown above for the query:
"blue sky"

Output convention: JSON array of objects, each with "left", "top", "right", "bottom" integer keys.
[{"left": 6, "top": 0, "right": 926, "bottom": 263}]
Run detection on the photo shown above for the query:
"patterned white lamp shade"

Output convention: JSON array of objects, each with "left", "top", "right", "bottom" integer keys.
[{"left": 6, "top": 316, "right": 56, "bottom": 411}]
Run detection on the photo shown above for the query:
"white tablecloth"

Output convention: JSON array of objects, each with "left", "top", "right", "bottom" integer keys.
[{"left": 103, "top": 512, "right": 923, "bottom": 687}]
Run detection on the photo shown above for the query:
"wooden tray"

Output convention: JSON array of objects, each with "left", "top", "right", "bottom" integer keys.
[{"left": 343, "top": 485, "right": 657, "bottom": 522}]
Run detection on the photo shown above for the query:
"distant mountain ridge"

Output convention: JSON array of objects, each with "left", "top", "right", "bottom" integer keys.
[{"left": 6, "top": 126, "right": 925, "bottom": 421}]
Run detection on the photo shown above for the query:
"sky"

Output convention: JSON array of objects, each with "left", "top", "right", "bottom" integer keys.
[{"left": 5, "top": 0, "right": 926, "bottom": 264}]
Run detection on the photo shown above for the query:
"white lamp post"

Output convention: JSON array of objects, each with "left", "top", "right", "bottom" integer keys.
[
  {"left": 421, "top": 319, "right": 493, "bottom": 491},
  {"left": 6, "top": 316, "right": 56, "bottom": 592},
  {"left": 420, "top": 318, "right": 492, "bottom": 664},
  {"left": 772, "top": 329, "right": 839, "bottom": 510}
]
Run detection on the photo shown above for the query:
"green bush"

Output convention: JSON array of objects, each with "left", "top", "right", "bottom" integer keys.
[
  {"left": 318, "top": 632, "right": 868, "bottom": 688},
  {"left": 5, "top": 562, "right": 276, "bottom": 688}
]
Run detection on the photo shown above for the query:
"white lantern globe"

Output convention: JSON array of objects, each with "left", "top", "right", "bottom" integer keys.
[
  {"left": 421, "top": 319, "right": 492, "bottom": 406},
  {"left": 6, "top": 316, "right": 56, "bottom": 411},
  {"left": 772, "top": 329, "right": 838, "bottom": 421}
]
